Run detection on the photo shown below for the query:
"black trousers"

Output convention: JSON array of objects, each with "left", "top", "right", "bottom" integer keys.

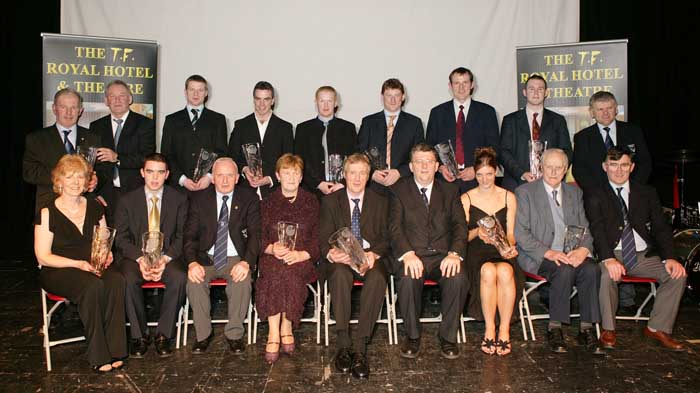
[
  {"left": 327, "top": 261, "right": 388, "bottom": 352},
  {"left": 537, "top": 258, "right": 601, "bottom": 324},
  {"left": 40, "top": 265, "right": 127, "bottom": 367},
  {"left": 119, "top": 259, "right": 187, "bottom": 339},
  {"left": 396, "top": 255, "right": 467, "bottom": 343}
]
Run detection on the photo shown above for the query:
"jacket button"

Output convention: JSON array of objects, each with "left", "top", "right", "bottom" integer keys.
[{"left": 619, "top": 226, "right": 623, "bottom": 230}]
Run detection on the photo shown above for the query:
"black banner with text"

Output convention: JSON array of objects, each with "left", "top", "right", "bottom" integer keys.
[{"left": 42, "top": 33, "right": 158, "bottom": 127}]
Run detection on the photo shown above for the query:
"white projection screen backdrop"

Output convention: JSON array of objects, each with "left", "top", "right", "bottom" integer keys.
[{"left": 61, "top": 0, "right": 578, "bottom": 145}]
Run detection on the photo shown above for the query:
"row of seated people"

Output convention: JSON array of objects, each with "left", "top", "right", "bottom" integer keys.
[{"left": 34, "top": 142, "right": 685, "bottom": 378}]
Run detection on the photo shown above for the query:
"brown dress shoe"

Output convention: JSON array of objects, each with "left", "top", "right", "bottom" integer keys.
[
  {"left": 643, "top": 327, "right": 685, "bottom": 351},
  {"left": 599, "top": 330, "right": 616, "bottom": 349}
]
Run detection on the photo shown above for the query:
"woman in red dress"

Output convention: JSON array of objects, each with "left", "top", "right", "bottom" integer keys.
[{"left": 255, "top": 154, "right": 319, "bottom": 363}]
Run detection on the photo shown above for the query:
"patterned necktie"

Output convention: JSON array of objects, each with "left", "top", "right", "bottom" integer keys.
[
  {"left": 148, "top": 195, "right": 160, "bottom": 232},
  {"left": 386, "top": 115, "right": 396, "bottom": 169},
  {"left": 455, "top": 105, "right": 465, "bottom": 166},
  {"left": 322, "top": 120, "right": 330, "bottom": 181},
  {"left": 113, "top": 119, "right": 124, "bottom": 180},
  {"left": 616, "top": 187, "right": 638, "bottom": 270},
  {"left": 191, "top": 108, "right": 199, "bottom": 131},
  {"left": 420, "top": 187, "right": 429, "bottom": 208},
  {"left": 213, "top": 195, "right": 229, "bottom": 271},
  {"left": 603, "top": 126, "right": 614, "bottom": 150},
  {"left": 63, "top": 130, "right": 75, "bottom": 154},
  {"left": 552, "top": 189, "right": 560, "bottom": 207},
  {"left": 113, "top": 118, "right": 124, "bottom": 147},
  {"left": 532, "top": 113, "right": 541, "bottom": 141},
  {"left": 351, "top": 198, "right": 362, "bottom": 242}
]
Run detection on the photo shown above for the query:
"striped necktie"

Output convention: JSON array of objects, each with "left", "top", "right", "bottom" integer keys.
[
  {"left": 213, "top": 195, "right": 229, "bottom": 271},
  {"left": 616, "top": 187, "right": 638, "bottom": 270}
]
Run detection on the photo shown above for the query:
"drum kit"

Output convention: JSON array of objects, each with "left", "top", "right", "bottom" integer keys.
[{"left": 668, "top": 149, "right": 700, "bottom": 299}]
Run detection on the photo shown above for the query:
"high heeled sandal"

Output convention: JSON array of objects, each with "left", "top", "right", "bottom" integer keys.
[
  {"left": 110, "top": 357, "right": 126, "bottom": 370},
  {"left": 281, "top": 334, "right": 295, "bottom": 355},
  {"left": 496, "top": 338, "right": 512, "bottom": 356},
  {"left": 265, "top": 342, "right": 280, "bottom": 364},
  {"left": 480, "top": 338, "right": 496, "bottom": 355},
  {"left": 92, "top": 363, "right": 113, "bottom": 374}
]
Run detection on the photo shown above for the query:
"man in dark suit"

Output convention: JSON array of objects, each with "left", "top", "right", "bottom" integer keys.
[
  {"left": 184, "top": 157, "right": 261, "bottom": 354},
  {"left": 90, "top": 80, "right": 156, "bottom": 223},
  {"left": 295, "top": 85, "right": 356, "bottom": 197},
  {"left": 389, "top": 143, "right": 467, "bottom": 360},
  {"left": 23, "top": 88, "right": 101, "bottom": 212},
  {"left": 500, "top": 75, "right": 572, "bottom": 191},
  {"left": 426, "top": 67, "right": 500, "bottom": 192},
  {"left": 228, "top": 81, "right": 294, "bottom": 198},
  {"left": 357, "top": 78, "right": 424, "bottom": 195},
  {"left": 514, "top": 148, "right": 602, "bottom": 355},
  {"left": 584, "top": 146, "right": 686, "bottom": 351},
  {"left": 573, "top": 91, "right": 652, "bottom": 191},
  {"left": 114, "top": 153, "right": 188, "bottom": 358},
  {"left": 572, "top": 91, "right": 652, "bottom": 311},
  {"left": 320, "top": 153, "right": 388, "bottom": 379},
  {"left": 161, "top": 74, "right": 228, "bottom": 193}
]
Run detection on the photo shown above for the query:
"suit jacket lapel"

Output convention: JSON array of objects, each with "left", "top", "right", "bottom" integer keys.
[
  {"left": 116, "top": 113, "right": 137, "bottom": 150},
  {"left": 136, "top": 190, "right": 149, "bottom": 236},
  {"left": 76, "top": 126, "right": 89, "bottom": 149},
  {"left": 536, "top": 180, "right": 555, "bottom": 230},
  {"left": 338, "top": 191, "right": 352, "bottom": 228},
  {"left": 517, "top": 110, "right": 530, "bottom": 139},
  {"left": 159, "top": 187, "right": 171, "bottom": 232},
  {"left": 262, "top": 115, "right": 277, "bottom": 146},
  {"left": 49, "top": 125, "right": 67, "bottom": 153}
]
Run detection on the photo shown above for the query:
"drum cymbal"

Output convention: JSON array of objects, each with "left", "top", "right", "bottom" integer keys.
[{"left": 667, "top": 149, "right": 698, "bottom": 163}]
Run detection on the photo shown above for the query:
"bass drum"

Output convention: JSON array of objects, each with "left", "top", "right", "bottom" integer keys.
[{"left": 673, "top": 229, "right": 700, "bottom": 299}]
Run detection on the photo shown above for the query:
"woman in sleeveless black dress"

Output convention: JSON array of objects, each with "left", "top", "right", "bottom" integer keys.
[
  {"left": 34, "top": 155, "right": 126, "bottom": 372},
  {"left": 461, "top": 148, "right": 522, "bottom": 356}
]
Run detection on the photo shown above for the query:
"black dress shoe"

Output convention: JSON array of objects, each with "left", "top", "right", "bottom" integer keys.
[
  {"left": 351, "top": 352, "right": 370, "bottom": 379},
  {"left": 577, "top": 329, "right": 605, "bottom": 356},
  {"left": 438, "top": 335, "right": 460, "bottom": 359},
  {"left": 192, "top": 333, "right": 213, "bottom": 355},
  {"left": 154, "top": 334, "right": 172, "bottom": 358},
  {"left": 227, "top": 337, "right": 246, "bottom": 355},
  {"left": 546, "top": 328, "right": 568, "bottom": 353},
  {"left": 400, "top": 338, "right": 421, "bottom": 359},
  {"left": 334, "top": 347, "right": 352, "bottom": 373},
  {"left": 130, "top": 338, "right": 149, "bottom": 358}
]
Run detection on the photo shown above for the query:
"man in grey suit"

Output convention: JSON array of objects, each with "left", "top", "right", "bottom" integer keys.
[{"left": 515, "top": 148, "right": 602, "bottom": 354}]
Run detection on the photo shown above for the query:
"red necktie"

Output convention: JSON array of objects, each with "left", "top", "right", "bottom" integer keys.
[
  {"left": 455, "top": 105, "right": 465, "bottom": 166},
  {"left": 532, "top": 113, "right": 540, "bottom": 141}
]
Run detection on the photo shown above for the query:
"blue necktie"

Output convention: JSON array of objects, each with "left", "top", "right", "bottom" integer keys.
[
  {"left": 214, "top": 195, "right": 229, "bottom": 271},
  {"left": 113, "top": 119, "right": 124, "bottom": 180},
  {"left": 420, "top": 187, "right": 429, "bottom": 209},
  {"left": 351, "top": 198, "right": 362, "bottom": 242},
  {"left": 63, "top": 130, "right": 75, "bottom": 154},
  {"left": 616, "top": 187, "right": 638, "bottom": 270},
  {"left": 604, "top": 127, "right": 614, "bottom": 151}
]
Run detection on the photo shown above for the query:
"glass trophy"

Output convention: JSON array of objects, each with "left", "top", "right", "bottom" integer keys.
[
  {"left": 476, "top": 215, "right": 512, "bottom": 258},
  {"left": 528, "top": 140, "right": 547, "bottom": 179},
  {"left": 563, "top": 225, "right": 587, "bottom": 253},
  {"left": 243, "top": 143, "right": 264, "bottom": 178},
  {"left": 90, "top": 225, "right": 116, "bottom": 277},
  {"left": 192, "top": 148, "right": 218, "bottom": 182},
  {"left": 328, "top": 227, "right": 369, "bottom": 274},
  {"left": 277, "top": 221, "right": 299, "bottom": 252},
  {"left": 327, "top": 154, "right": 345, "bottom": 183},
  {"left": 364, "top": 146, "right": 388, "bottom": 171},
  {"left": 435, "top": 141, "right": 459, "bottom": 178},
  {"left": 76, "top": 146, "right": 98, "bottom": 169},
  {"left": 141, "top": 231, "right": 164, "bottom": 270}
]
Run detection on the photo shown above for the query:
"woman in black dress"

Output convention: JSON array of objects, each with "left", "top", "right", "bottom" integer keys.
[
  {"left": 255, "top": 154, "right": 319, "bottom": 363},
  {"left": 461, "top": 148, "right": 519, "bottom": 356},
  {"left": 34, "top": 155, "right": 126, "bottom": 372}
]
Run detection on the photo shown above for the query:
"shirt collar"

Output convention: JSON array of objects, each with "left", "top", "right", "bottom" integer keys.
[
  {"left": 597, "top": 120, "right": 617, "bottom": 132},
  {"left": 112, "top": 110, "right": 130, "bottom": 123},
  {"left": 414, "top": 179, "right": 434, "bottom": 192},
  {"left": 318, "top": 115, "right": 334, "bottom": 124},
  {"left": 144, "top": 186, "right": 164, "bottom": 200},
  {"left": 56, "top": 123, "right": 77, "bottom": 133},
  {"left": 216, "top": 190, "right": 234, "bottom": 201}
]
